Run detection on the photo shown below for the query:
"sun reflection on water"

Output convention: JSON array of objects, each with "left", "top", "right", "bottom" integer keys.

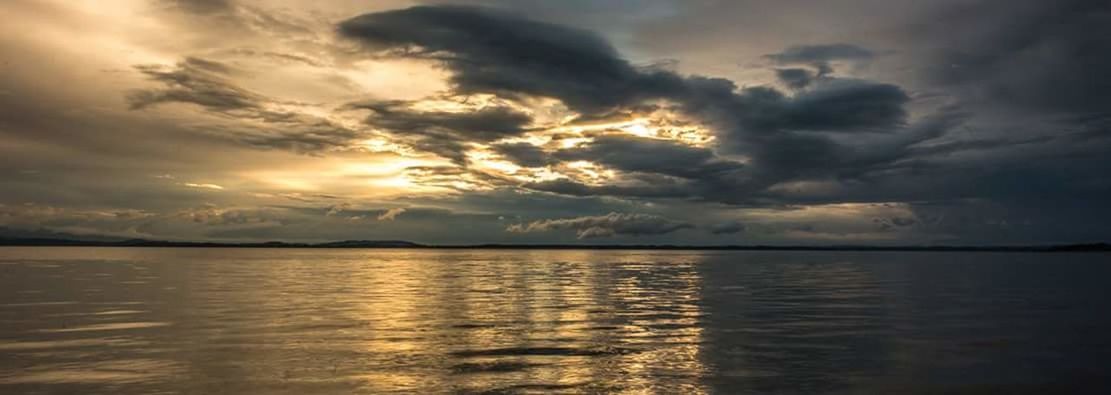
[{"left": 6, "top": 248, "right": 1104, "bottom": 394}]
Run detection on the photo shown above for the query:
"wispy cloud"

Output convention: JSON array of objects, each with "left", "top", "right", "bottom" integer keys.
[
  {"left": 377, "top": 208, "right": 406, "bottom": 221},
  {"left": 182, "top": 183, "right": 225, "bottom": 190},
  {"left": 508, "top": 212, "right": 693, "bottom": 239}
]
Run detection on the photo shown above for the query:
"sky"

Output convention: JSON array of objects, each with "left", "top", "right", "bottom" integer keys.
[{"left": 0, "top": 0, "right": 1108, "bottom": 245}]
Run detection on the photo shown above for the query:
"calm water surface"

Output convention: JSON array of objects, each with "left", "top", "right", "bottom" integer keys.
[{"left": 1, "top": 247, "right": 1109, "bottom": 394}]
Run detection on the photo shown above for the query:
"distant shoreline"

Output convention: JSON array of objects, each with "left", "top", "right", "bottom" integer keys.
[{"left": 1, "top": 238, "right": 1108, "bottom": 252}]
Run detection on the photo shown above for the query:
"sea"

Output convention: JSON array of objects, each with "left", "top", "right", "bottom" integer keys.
[{"left": 1, "top": 247, "right": 1109, "bottom": 394}]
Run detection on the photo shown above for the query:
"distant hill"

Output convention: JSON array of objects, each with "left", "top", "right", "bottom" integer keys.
[
  {"left": 0, "top": 227, "right": 127, "bottom": 243},
  {"left": 1044, "top": 243, "right": 1111, "bottom": 252},
  {"left": 0, "top": 233, "right": 1108, "bottom": 252},
  {"left": 0, "top": 234, "right": 424, "bottom": 249},
  {"left": 316, "top": 240, "right": 423, "bottom": 248}
]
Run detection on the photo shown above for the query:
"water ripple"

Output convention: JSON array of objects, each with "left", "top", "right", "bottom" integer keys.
[{"left": 0, "top": 248, "right": 1109, "bottom": 394}]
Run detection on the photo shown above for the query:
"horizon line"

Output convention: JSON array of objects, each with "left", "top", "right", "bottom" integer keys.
[{"left": 1, "top": 236, "right": 1108, "bottom": 252}]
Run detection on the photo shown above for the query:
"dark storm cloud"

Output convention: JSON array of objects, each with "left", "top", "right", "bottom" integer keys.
[
  {"left": 781, "top": 79, "right": 908, "bottom": 132},
  {"left": 690, "top": 78, "right": 910, "bottom": 140},
  {"left": 338, "top": 5, "right": 686, "bottom": 115},
  {"left": 781, "top": 107, "right": 961, "bottom": 172},
  {"left": 351, "top": 100, "right": 531, "bottom": 140},
  {"left": 907, "top": 135, "right": 1055, "bottom": 157},
  {"left": 129, "top": 58, "right": 363, "bottom": 153},
  {"left": 128, "top": 57, "right": 262, "bottom": 112},
  {"left": 337, "top": 6, "right": 948, "bottom": 206},
  {"left": 555, "top": 135, "right": 744, "bottom": 179},
  {"left": 348, "top": 99, "right": 533, "bottom": 163},
  {"left": 507, "top": 212, "right": 693, "bottom": 239},
  {"left": 919, "top": 0, "right": 1111, "bottom": 116},
  {"left": 491, "top": 143, "right": 554, "bottom": 167},
  {"left": 669, "top": 79, "right": 934, "bottom": 204},
  {"left": 338, "top": 6, "right": 910, "bottom": 138},
  {"left": 765, "top": 43, "right": 876, "bottom": 76},
  {"left": 774, "top": 68, "right": 813, "bottom": 90},
  {"left": 708, "top": 221, "right": 745, "bottom": 235},
  {"left": 702, "top": 105, "right": 969, "bottom": 205},
  {"left": 766, "top": 43, "right": 875, "bottom": 64},
  {"left": 8, "top": 1, "right": 1105, "bottom": 245}
]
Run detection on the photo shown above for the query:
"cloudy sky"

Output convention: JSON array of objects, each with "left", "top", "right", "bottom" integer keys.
[{"left": 1, "top": 0, "right": 1108, "bottom": 245}]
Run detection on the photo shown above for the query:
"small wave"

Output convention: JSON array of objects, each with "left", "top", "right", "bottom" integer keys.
[
  {"left": 452, "top": 346, "right": 634, "bottom": 358},
  {"left": 451, "top": 323, "right": 500, "bottom": 329},
  {"left": 37, "top": 322, "right": 171, "bottom": 333},
  {"left": 450, "top": 361, "right": 548, "bottom": 374}
]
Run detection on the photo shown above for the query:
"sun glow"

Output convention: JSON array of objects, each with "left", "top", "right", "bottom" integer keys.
[
  {"left": 341, "top": 159, "right": 435, "bottom": 177},
  {"left": 541, "top": 113, "right": 714, "bottom": 147},
  {"left": 561, "top": 161, "right": 615, "bottom": 183},
  {"left": 370, "top": 175, "right": 417, "bottom": 189},
  {"left": 360, "top": 138, "right": 419, "bottom": 156},
  {"left": 619, "top": 119, "right": 654, "bottom": 137},
  {"left": 263, "top": 177, "right": 319, "bottom": 191},
  {"left": 339, "top": 59, "right": 451, "bottom": 101},
  {"left": 557, "top": 136, "right": 594, "bottom": 148}
]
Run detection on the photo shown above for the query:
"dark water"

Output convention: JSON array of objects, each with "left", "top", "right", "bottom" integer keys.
[{"left": 0, "top": 248, "right": 1109, "bottom": 394}]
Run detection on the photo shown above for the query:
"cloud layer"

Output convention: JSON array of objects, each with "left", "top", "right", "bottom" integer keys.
[
  {"left": 508, "top": 213, "right": 693, "bottom": 239},
  {"left": 0, "top": 0, "right": 1107, "bottom": 245}
]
